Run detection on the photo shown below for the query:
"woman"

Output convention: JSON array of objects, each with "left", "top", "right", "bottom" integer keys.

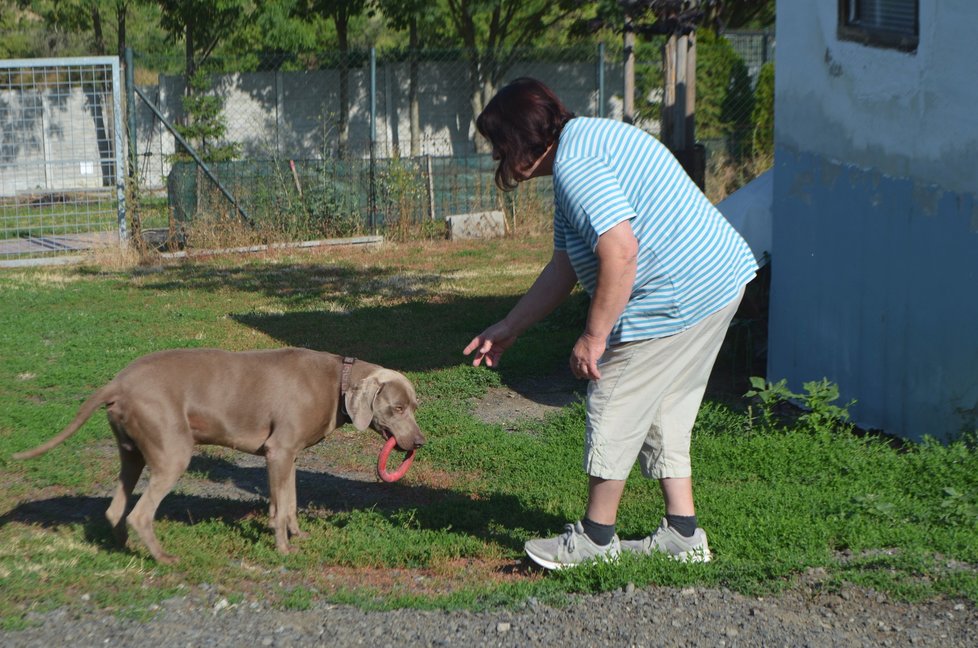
[{"left": 463, "top": 78, "right": 758, "bottom": 570}]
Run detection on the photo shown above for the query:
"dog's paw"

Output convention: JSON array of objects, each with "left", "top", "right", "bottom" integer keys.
[
  {"left": 155, "top": 552, "right": 180, "bottom": 566},
  {"left": 275, "top": 542, "right": 297, "bottom": 555}
]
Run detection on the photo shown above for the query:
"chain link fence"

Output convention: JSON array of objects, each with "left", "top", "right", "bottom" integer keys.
[
  {"left": 130, "top": 44, "right": 625, "bottom": 245},
  {"left": 0, "top": 56, "right": 126, "bottom": 263},
  {"left": 0, "top": 31, "right": 772, "bottom": 259}
]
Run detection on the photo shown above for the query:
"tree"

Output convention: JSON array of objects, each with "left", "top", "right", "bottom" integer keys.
[
  {"left": 695, "top": 27, "right": 752, "bottom": 146},
  {"left": 157, "top": 0, "right": 250, "bottom": 88},
  {"left": 702, "top": 0, "right": 774, "bottom": 30},
  {"left": 378, "top": 0, "right": 448, "bottom": 156},
  {"left": 15, "top": 0, "right": 143, "bottom": 58},
  {"left": 295, "top": 0, "right": 371, "bottom": 155},
  {"left": 750, "top": 60, "right": 774, "bottom": 159},
  {"left": 0, "top": 2, "right": 33, "bottom": 57},
  {"left": 441, "top": 0, "right": 588, "bottom": 152},
  {"left": 580, "top": 1, "right": 772, "bottom": 123},
  {"left": 157, "top": 0, "right": 247, "bottom": 216}
]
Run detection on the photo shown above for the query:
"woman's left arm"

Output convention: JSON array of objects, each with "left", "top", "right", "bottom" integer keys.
[{"left": 570, "top": 219, "right": 639, "bottom": 380}]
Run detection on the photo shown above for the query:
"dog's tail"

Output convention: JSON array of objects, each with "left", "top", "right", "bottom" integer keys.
[{"left": 12, "top": 384, "right": 113, "bottom": 460}]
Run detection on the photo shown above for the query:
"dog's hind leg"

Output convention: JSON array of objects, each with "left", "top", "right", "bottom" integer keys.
[
  {"left": 105, "top": 420, "right": 145, "bottom": 547},
  {"left": 126, "top": 434, "right": 193, "bottom": 565}
]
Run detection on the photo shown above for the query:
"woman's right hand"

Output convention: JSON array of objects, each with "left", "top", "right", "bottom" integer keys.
[{"left": 463, "top": 321, "right": 517, "bottom": 368}]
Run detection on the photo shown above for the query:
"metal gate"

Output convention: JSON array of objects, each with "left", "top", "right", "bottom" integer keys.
[{"left": 0, "top": 56, "right": 126, "bottom": 266}]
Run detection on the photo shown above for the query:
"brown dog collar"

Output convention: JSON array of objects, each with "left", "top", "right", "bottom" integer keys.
[{"left": 340, "top": 356, "right": 356, "bottom": 422}]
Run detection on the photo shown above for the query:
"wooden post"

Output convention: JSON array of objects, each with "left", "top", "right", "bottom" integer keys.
[
  {"left": 623, "top": 20, "right": 635, "bottom": 124},
  {"left": 661, "top": 31, "right": 703, "bottom": 190}
]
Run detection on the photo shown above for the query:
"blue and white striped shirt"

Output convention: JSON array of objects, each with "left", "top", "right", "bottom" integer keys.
[{"left": 553, "top": 117, "right": 757, "bottom": 345}]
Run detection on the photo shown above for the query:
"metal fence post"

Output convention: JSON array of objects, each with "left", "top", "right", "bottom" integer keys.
[
  {"left": 111, "top": 56, "right": 127, "bottom": 244},
  {"left": 132, "top": 85, "right": 252, "bottom": 226},
  {"left": 369, "top": 47, "right": 377, "bottom": 233}
]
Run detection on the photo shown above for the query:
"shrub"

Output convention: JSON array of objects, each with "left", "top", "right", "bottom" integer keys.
[
  {"left": 751, "top": 62, "right": 775, "bottom": 159},
  {"left": 696, "top": 29, "right": 754, "bottom": 156}
]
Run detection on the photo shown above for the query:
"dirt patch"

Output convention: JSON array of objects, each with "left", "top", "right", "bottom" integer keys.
[{"left": 470, "top": 371, "right": 586, "bottom": 429}]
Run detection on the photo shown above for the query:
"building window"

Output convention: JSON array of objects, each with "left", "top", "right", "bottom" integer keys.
[{"left": 838, "top": 0, "right": 919, "bottom": 52}]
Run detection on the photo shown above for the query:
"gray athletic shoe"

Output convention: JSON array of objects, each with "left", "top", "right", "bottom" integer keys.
[
  {"left": 621, "top": 518, "right": 712, "bottom": 563},
  {"left": 524, "top": 521, "right": 621, "bottom": 570}
]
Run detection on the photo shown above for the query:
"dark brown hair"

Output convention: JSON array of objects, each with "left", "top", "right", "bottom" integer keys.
[{"left": 476, "top": 77, "right": 575, "bottom": 191}]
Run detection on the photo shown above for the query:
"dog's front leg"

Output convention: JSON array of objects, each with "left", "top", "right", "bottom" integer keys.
[
  {"left": 265, "top": 445, "right": 299, "bottom": 554},
  {"left": 285, "top": 461, "right": 309, "bottom": 541}
]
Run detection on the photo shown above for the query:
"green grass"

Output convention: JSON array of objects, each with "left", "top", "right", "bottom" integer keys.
[
  {"left": 0, "top": 197, "right": 121, "bottom": 240},
  {"left": 0, "top": 235, "right": 976, "bottom": 626}
]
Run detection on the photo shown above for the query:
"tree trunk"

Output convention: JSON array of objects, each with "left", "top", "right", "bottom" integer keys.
[
  {"left": 116, "top": 3, "right": 128, "bottom": 61},
  {"left": 185, "top": 27, "right": 196, "bottom": 99},
  {"left": 91, "top": 6, "right": 106, "bottom": 55},
  {"left": 623, "top": 20, "right": 635, "bottom": 124},
  {"left": 337, "top": 14, "right": 350, "bottom": 158},
  {"left": 409, "top": 19, "right": 420, "bottom": 157},
  {"left": 467, "top": 54, "right": 495, "bottom": 154}
]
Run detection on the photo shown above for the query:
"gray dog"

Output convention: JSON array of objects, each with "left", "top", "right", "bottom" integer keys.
[{"left": 13, "top": 348, "right": 426, "bottom": 564}]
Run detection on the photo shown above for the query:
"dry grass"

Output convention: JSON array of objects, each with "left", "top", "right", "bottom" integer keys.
[{"left": 706, "top": 151, "right": 774, "bottom": 204}]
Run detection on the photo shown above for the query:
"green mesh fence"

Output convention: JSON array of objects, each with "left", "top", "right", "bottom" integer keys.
[{"left": 166, "top": 153, "right": 544, "bottom": 238}]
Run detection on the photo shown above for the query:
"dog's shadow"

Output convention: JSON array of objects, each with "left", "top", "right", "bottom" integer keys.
[{"left": 0, "top": 454, "right": 565, "bottom": 556}]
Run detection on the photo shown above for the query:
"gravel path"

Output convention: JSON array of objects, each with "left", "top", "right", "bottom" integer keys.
[{"left": 5, "top": 577, "right": 976, "bottom": 647}]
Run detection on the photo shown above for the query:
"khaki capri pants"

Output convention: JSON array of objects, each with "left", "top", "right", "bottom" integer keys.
[{"left": 584, "top": 288, "right": 744, "bottom": 481}]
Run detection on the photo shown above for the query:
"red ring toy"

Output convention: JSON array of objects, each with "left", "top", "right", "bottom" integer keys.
[{"left": 377, "top": 435, "right": 415, "bottom": 482}]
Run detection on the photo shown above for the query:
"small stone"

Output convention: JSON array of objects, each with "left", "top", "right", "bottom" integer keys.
[
  {"left": 624, "top": 582, "right": 636, "bottom": 596},
  {"left": 497, "top": 622, "right": 511, "bottom": 633}
]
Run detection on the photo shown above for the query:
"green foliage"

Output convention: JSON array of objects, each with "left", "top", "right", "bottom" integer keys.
[
  {"left": 254, "top": 157, "right": 364, "bottom": 238},
  {"left": 632, "top": 36, "right": 667, "bottom": 125},
  {"left": 157, "top": 0, "right": 250, "bottom": 61},
  {"left": 377, "top": 157, "right": 431, "bottom": 239},
  {"left": 170, "top": 68, "right": 240, "bottom": 164},
  {"left": 442, "top": 0, "right": 590, "bottom": 104},
  {"left": 696, "top": 29, "right": 754, "bottom": 156},
  {"left": 745, "top": 376, "right": 855, "bottom": 435},
  {"left": 296, "top": 185, "right": 362, "bottom": 237},
  {"left": 751, "top": 61, "right": 775, "bottom": 159}
]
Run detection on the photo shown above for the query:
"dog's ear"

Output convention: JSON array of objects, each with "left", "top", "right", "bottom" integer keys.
[{"left": 345, "top": 376, "right": 382, "bottom": 431}]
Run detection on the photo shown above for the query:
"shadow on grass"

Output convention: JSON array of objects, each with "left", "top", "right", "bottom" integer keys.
[
  {"left": 125, "top": 257, "right": 586, "bottom": 379},
  {"left": 0, "top": 454, "right": 566, "bottom": 556}
]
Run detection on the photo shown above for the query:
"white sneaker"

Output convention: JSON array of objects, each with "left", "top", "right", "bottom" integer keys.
[
  {"left": 620, "top": 518, "right": 712, "bottom": 563},
  {"left": 524, "top": 521, "right": 621, "bottom": 570}
]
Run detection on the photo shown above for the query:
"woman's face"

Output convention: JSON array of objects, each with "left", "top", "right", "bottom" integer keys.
[{"left": 509, "top": 140, "right": 556, "bottom": 182}]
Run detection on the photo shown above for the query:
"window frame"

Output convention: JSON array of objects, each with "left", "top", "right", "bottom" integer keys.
[{"left": 837, "top": 0, "right": 919, "bottom": 53}]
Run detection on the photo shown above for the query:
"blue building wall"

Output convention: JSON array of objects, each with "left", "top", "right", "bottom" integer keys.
[{"left": 769, "top": 147, "right": 978, "bottom": 442}]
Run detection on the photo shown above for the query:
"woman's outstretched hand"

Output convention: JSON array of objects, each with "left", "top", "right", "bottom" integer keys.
[{"left": 463, "top": 321, "right": 517, "bottom": 368}]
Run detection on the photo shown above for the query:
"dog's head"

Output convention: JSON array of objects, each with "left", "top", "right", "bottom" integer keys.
[{"left": 344, "top": 368, "right": 425, "bottom": 451}]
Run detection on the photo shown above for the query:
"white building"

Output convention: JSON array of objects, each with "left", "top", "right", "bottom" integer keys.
[{"left": 768, "top": 0, "right": 978, "bottom": 442}]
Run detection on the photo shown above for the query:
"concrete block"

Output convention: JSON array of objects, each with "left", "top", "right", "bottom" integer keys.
[{"left": 446, "top": 210, "right": 507, "bottom": 240}]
